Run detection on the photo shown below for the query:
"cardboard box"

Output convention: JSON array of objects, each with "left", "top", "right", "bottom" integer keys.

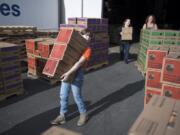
[
  {"left": 146, "top": 69, "right": 162, "bottom": 89},
  {"left": 164, "top": 30, "right": 178, "bottom": 41},
  {"left": 142, "top": 29, "right": 164, "bottom": 37},
  {"left": 68, "top": 18, "right": 77, "bottom": 25},
  {"left": 163, "top": 40, "right": 177, "bottom": 46},
  {"left": 77, "top": 18, "right": 100, "bottom": 25},
  {"left": 121, "top": 27, "right": 133, "bottom": 40},
  {"left": 100, "top": 18, "right": 108, "bottom": 24},
  {"left": 161, "top": 52, "right": 180, "bottom": 86},
  {"left": 169, "top": 46, "right": 180, "bottom": 53},
  {"left": 38, "top": 40, "right": 54, "bottom": 58},
  {"left": 41, "top": 126, "right": 82, "bottom": 135},
  {"left": 25, "top": 38, "right": 48, "bottom": 54},
  {"left": 4, "top": 81, "right": 23, "bottom": 93},
  {"left": 78, "top": 24, "right": 107, "bottom": 32},
  {"left": 89, "top": 42, "right": 109, "bottom": 50},
  {"left": 27, "top": 54, "right": 36, "bottom": 69},
  {"left": 147, "top": 46, "right": 169, "bottom": 69},
  {"left": 162, "top": 84, "right": 180, "bottom": 100},
  {"left": 60, "top": 24, "right": 77, "bottom": 30},
  {"left": 92, "top": 32, "right": 109, "bottom": 43},
  {"left": 56, "top": 28, "right": 87, "bottom": 46},
  {"left": 0, "top": 42, "right": 20, "bottom": 53},
  {"left": 0, "top": 64, "right": 21, "bottom": 76},
  {"left": 129, "top": 95, "right": 180, "bottom": 135},
  {"left": 43, "top": 59, "right": 75, "bottom": 82},
  {"left": 43, "top": 28, "right": 87, "bottom": 82},
  {"left": 50, "top": 43, "right": 81, "bottom": 62},
  {"left": 145, "top": 88, "right": 162, "bottom": 104}
]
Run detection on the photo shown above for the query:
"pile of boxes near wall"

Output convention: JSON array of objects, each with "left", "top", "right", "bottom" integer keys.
[
  {"left": 42, "top": 28, "right": 88, "bottom": 82},
  {"left": 0, "top": 42, "right": 24, "bottom": 100},
  {"left": 137, "top": 29, "right": 180, "bottom": 74},
  {"left": 144, "top": 45, "right": 180, "bottom": 104},
  {"left": 25, "top": 38, "right": 55, "bottom": 81},
  {"left": 0, "top": 25, "right": 58, "bottom": 38},
  {"left": 0, "top": 26, "right": 59, "bottom": 73},
  {"left": 61, "top": 17, "right": 109, "bottom": 70},
  {"left": 0, "top": 26, "right": 38, "bottom": 73}
]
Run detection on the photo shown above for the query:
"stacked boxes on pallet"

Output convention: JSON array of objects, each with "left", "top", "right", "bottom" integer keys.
[
  {"left": 137, "top": 29, "right": 180, "bottom": 74},
  {"left": 145, "top": 46, "right": 169, "bottom": 104},
  {"left": 0, "top": 42, "right": 24, "bottom": 100},
  {"left": 62, "top": 17, "right": 109, "bottom": 70},
  {"left": 68, "top": 18, "right": 77, "bottom": 25},
  {"left": 138, "top": 30, "right": 164, "bottom": 73},
  {"left": 0, "top": 36, "right": 36, "bottom": 73},
  {"left": 161, "top": 51, "right": 180, "bottom": 100},
  {"left": 25, "top": 38, "right": 55, "bottom": 79},
  {"left": 43, "top": 28, "right": 88, "bottom": 82},
  {"left": 144, "top": 45, "right": 180, "bottom": 104},
  {"left": 77, "top": 18, "right": 109, "bottom": 69}
]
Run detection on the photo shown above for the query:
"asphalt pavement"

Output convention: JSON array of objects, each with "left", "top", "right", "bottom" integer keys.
[{"left": 0, "top": 44, "right": 145, "bottom": 135}]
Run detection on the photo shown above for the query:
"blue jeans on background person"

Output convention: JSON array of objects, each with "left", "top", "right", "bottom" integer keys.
[
  {"left": 120, "top": 41, "right": 130, "bottom": 63},
  {"left": 60, "top": 69, "right": 86, "bottom": 115}
]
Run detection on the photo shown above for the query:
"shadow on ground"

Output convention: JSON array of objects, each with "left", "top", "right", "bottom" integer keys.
[
  {"left": 1, "top": 80, "right": 144, "bottom": 135},
  {"left": 87, "top": 79, "right": 144, "bottom": 119},
  {"left": 0, "top": 78, "right": 58, "bottom": 108},
  {"left": 0, "top": 101, "right": 91, "bottom": 135}
]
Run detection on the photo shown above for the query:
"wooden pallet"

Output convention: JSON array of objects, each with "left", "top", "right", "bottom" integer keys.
[
  {"left": 85, "top": 61, "right": 109, "bottom": 72},
  {"left": 134, "top": 61, "right": 146, "bottom": 77},
  {"left": 0, "top": 89, "right": 24, "bottom": 102}
]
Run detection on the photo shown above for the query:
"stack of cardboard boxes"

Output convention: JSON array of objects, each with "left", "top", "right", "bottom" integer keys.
[
  {"left": 25, "top": 38, "right": 55, "bottom": 81},
  {"left": 137, "top": 29, "right": 180, "bottom": 74},
  {"left": 0, "top": 42, "right": 24, "bottom": 101},
  {"left": 78, "top": 18, "right": 109, "bottom": 69},
  {"left": 61, "top": 17, "right": 109, "bottom": 70},
  {"left": 145, "top": 46, "right": 169, "bottom": 103},
  {"left": 161, "top": 48, "right": 180, "bottom": 101},
  {"left": 42, "top": 28, "right": 88, "bottom": 82},
  {"left": 144, "top": 45, "right": 180, "bottom": 104}
]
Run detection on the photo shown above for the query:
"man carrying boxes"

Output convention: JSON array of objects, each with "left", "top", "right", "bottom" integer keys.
[{"left": 46, "top": 29, "right": 92, "bottom": 126}]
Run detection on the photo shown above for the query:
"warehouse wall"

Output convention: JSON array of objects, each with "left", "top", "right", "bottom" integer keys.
[
  {"left": 0, "top": 0, "right": 59, "bottom": 29},
  {"left": 83, "top": 0, "right": 103, "bottom": 18},
  {"left": 62, "top": 0, "right": 103, "bottom": 23},
  {"left": 62, "top": 0, "right": 82, "bottom": 23}
]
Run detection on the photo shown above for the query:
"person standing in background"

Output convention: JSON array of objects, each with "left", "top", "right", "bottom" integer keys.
[
  {"left": 120, "top": 18, "right": 132, "bottom": 64},
  {"left": 143, "top": 15, "right": 158, "bottom": 30}
]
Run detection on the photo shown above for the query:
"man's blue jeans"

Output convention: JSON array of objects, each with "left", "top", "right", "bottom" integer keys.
[
  {"left": 60, "top": 69, "right": 86, "bottom": 114},
  {"left": 120, "top": 41, "right": 130, "bottom": 62}
]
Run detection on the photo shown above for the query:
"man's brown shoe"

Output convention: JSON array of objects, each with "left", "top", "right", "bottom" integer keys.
[
  {"left": 77, "top": 113, "right": 88, "bottom": 126},
  {"left": 51, "top": 115, "right": 66, "bottom": 125}
]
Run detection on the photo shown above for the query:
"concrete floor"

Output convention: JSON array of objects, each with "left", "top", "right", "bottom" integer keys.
[{"left": 0, "top": 44, "right": 145, "bottom": 135}]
